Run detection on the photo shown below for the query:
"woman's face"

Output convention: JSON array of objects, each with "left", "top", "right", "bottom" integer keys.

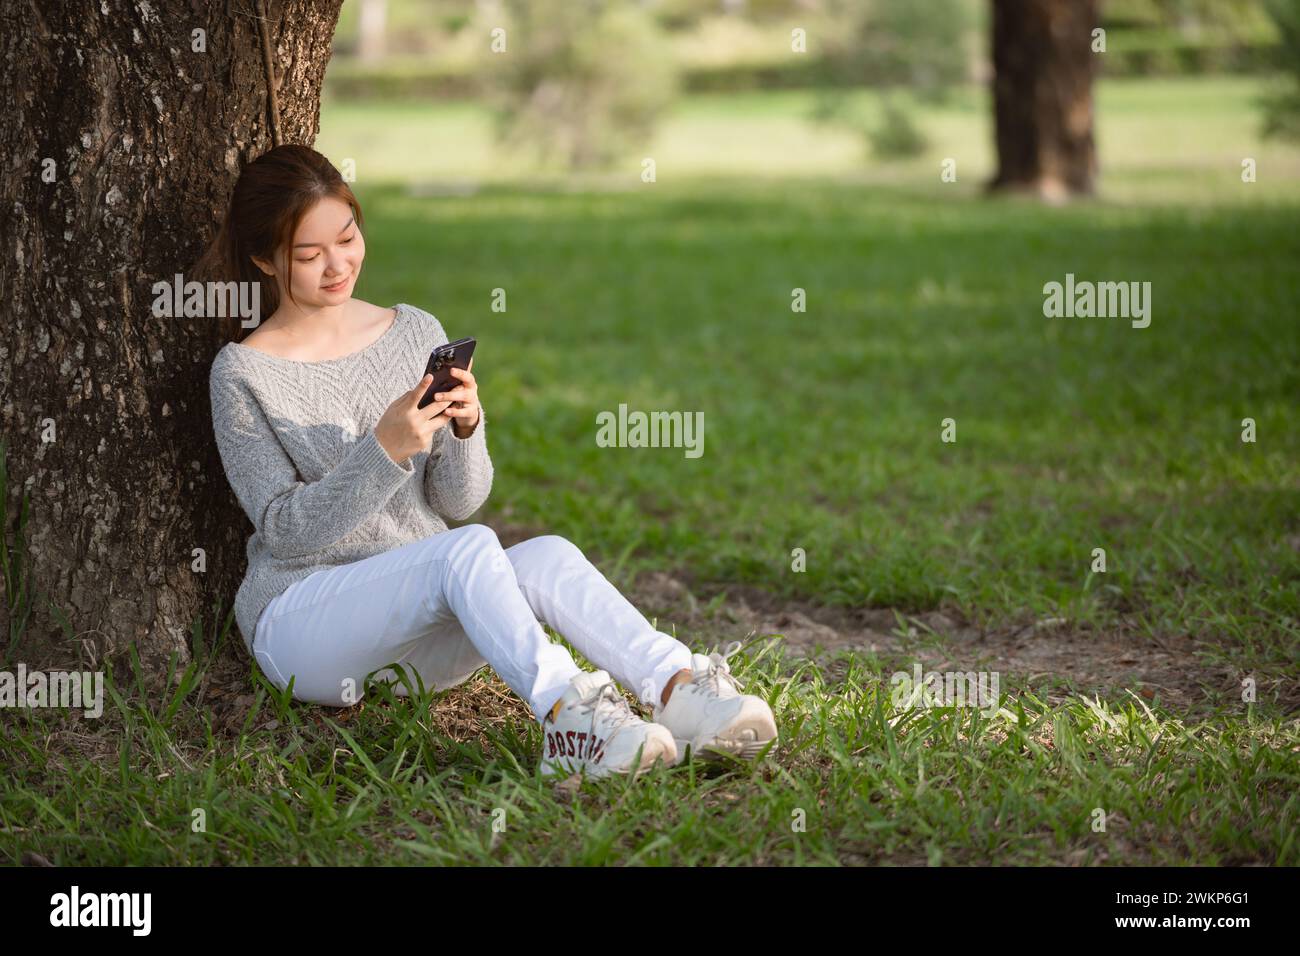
[{"left": 256, "top": 196, "right": 365, "bottom": 310}]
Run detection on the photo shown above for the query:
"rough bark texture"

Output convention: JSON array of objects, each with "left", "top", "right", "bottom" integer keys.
[
  {"left": 0, "top": 0, "right": 342, "bottom": 683},
  {"left": 988, "top": 0, "right": 1100, "bottom": 200}
]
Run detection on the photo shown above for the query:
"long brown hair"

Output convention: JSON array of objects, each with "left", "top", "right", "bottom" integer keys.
[{"left": 195, "top": 144, "right": 364, "bottom": 343}]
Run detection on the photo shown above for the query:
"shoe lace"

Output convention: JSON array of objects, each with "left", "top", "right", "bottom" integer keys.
[
  {"left": 698, "top": 640, "right": 746, "bottom": 695},
  {"left": 576, "top": 681, "right": 642, "bottom": 735}
]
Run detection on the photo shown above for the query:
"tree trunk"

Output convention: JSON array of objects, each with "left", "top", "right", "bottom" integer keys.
[
  {"left": 0, "top": 0, "right": 343, "bottom": 683},
  {"left": 988, "top": 0, "right": 1099, "bottom": 200}
]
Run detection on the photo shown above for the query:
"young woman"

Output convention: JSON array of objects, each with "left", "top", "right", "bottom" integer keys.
[{"left": 200, "top": 144, "right": 778, "bottom": 778}]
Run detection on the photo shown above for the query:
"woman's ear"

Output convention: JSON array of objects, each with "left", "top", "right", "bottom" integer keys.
[{"left": 250, "top": 255, "right": 276, "bottom": 277}]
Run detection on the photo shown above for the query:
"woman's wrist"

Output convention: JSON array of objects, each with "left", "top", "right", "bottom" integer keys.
[
  {"left": 376, "top": 430, "right": 410, "bottom": 466},
  {"left": 450, "top": 408, "right": 481, "bottom": 439}
]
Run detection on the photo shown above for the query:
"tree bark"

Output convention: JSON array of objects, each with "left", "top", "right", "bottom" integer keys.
[
  {"left": 0, "top": 0, "right": 342, "bottom": 683},
  {"left": 988, "top": 0, "right": 1100, "bottom": 200}
]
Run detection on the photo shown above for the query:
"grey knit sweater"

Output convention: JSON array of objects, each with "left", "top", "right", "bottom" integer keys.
[{"left": 208, "top": 302, "right": 493, "bottom": 654}]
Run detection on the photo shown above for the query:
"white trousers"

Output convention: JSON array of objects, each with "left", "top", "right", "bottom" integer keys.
[{"left": 252, "top": 524, "right": 694, "bottom": 724}]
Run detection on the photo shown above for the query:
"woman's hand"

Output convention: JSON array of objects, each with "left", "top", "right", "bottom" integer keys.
[
  {"left": 373, "top": 373, "right": 453, "bottom": 466},
  {"left": 434, "top": 357, "right": 481, "bottom": 438}
]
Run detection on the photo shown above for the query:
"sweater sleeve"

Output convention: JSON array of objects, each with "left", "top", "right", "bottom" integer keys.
[
  {"left": 210, "top": 358, "right": 416, "bottom": 560},
  {"left": 402, "top": 304, "right": 494, "bottom": 521},
  {"left": 423, "top": 403, "right": 494, "bottom": 521}
]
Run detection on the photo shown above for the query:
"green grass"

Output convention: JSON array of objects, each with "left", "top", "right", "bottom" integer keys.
[
  {"left": 1, "top": 640, "right": 1295, "bottom": 865},
  {"left": 333, "top": 138, "right": 1300, "bottom": 679},
  {"left": 2, "top": 76, "right": 1297, "bottom": 865}
]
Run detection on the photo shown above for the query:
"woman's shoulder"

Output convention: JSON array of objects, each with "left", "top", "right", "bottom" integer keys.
[
  {"left": 394, "top": 302, "right": 449, "bottom": 346},
  {"left": 211, "top": 340, "right": 239, "bottom": 376},
  {"left": 209, "top": 340, "right": 258, "bottom": 395},
  {"left": 209, "top": 347, "right": 239, "bottom": 407}
]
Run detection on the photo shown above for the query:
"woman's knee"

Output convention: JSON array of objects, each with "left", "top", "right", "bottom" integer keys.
[
  {"left": 435, "top": 522, "right": 504, "bottom": 564},
  {"left": 451, "top": 522, "right": 500, "bottom": 548},
  {"left": 420, "top": 523, "right": 514, "bottom": 593},
  {"left": 507, "top": 534, "right": 586, "bottom": 583}
]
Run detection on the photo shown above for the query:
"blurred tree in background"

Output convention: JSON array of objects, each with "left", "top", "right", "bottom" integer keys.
[
  {"left": 327, "top": 0, "right": 1286, "bottom": 99},
  {"left": 1144, "top": 0, "right": 1272, "bottom": 41},
  {"left": 470, "top": 0, "right": 679, "bottom": 171},
  {"left": 322, "top": 0, "right": 1291, "bottom": 184},
  {"left": 807, "top": 0, "right": 972, "bottom": 159},
  {"left": 988, "top": 0, "right": 1100, "bottom": 199},
  {"left": 1262, "top": 0, "right": 1300, "bottom": 138}
]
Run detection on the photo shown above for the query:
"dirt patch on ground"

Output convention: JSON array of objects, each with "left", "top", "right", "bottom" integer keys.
[
  {"left": 623, "top": 569, "right": 1270, "bottom": 718},
  {"left": 493, "top": 521, "right": 1277, "bottom": 716}
]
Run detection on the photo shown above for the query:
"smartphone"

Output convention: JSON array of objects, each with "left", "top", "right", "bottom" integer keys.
[{"left": 417, "top": 336, "right": 476, "bottom": 410}]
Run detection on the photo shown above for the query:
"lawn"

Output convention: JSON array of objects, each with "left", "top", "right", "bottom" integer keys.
[{"left": 2, "top": 76, "right": 1297, "bottom": 865}]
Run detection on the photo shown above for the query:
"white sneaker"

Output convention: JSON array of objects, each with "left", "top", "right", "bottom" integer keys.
[
  {"left": 540, "top": 670, "right": 678, "bottom": 779},
  {"left": 652, "top": 641, "right": 778, "bottom": 763}
]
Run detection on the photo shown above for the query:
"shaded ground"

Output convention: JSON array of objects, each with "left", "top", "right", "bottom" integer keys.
[
  {"left": 625, "top": 567, "right": 1275, "bottom": 719},
  {"left": 9, "top": 526, "right": 1293, "bottom": 867},
  {"left": 55, "top": 522, "right": 1278, "bottom": 753},
  {"left": 41, "top": 521, "right": 1282, "bottom": 759},
  {"left": 493, "top": 520, "right": 1279, "bottom": 720}
]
